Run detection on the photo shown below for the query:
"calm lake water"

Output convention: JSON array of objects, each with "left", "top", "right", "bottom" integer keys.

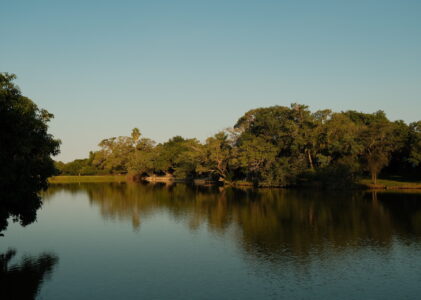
[{"left": 1, "top": 183, "right": 421, "bottom": 299}]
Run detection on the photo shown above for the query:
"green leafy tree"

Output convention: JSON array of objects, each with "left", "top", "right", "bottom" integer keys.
[
  {"left": 408, "top": 121, "right": 421, "bottom": 167},
  {"left": 127, "top": 137, "right": 156, "bottom": 175},
  {"left": 93, "top": 136, "right": 134, "bottom": 174},
  {"left": 0, "top": 73, "right": 60, "bottom": 233},
  {"left": 232, "top": 135, "right": 278, "bottom": 183},
  {"left": 346, "top": 111, "right": 405, "bottom": 184},
  {"left": 0, "top": 73, "right": 60, "bottom": 191},
  {"left": 234, "top": 104, "right": 319, "bottom": 186},
  {"left": 195, "top": 132, "right": 234, "bottom": 181},
  {"left": 152, "top": 136, "right": 202, "bottom": 178}
]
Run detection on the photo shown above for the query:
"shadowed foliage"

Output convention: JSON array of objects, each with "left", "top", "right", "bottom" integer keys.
[{"left": 0, "top": 73, "right": 60, "bottom": 234}]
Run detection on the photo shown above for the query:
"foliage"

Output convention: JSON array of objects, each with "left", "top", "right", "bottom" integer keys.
[
  {"left": 56, "top": 104, "right": 421, "bottom": 187},
  {"left": 408, "top": 121, "right": 421, "bottom": 167},
  {"left": 195, "top": 132, "right": 234, "bottom": 181},
  {"left": 0, "top": 73, "right": 60, "bottom": 192},
  {"left": 345, "top": 111, "right": 407, "bottom": 184},
  {"left": 0, "top": 73, "right": 61, "bottom": 234}
]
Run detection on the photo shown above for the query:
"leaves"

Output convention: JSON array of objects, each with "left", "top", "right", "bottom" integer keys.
[
  {"left": 0, "top": 73, "right": 60, "bottom": 192},
  {"left": 56, "top": 103, "right": 421, "bottom": 187}
]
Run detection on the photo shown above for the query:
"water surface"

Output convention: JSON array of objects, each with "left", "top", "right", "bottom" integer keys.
[{"left": 1, "top": 183, "right": 421, "bottom": 299}]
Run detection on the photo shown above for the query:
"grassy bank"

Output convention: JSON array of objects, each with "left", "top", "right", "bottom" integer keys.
[
  {"left": 49, "top": 175, "right": 421, "bottom": 190},
  {"left": 49, "top": 175, "right": 127, "bottom": 183},
  {"left": 359, "top": 178, "right": 421, "bottom": 190}
]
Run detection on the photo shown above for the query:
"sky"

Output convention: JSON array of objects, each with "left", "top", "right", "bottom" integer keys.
[{"left": 1, "top": 0, "right": 421, "bottom": 162}]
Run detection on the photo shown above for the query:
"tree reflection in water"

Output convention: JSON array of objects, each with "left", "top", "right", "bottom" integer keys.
[
  {"left": 0, "top": 249, "right": 58, "bottom": 299},
  {"left": 45, "top": 183, "right": 421, "bottom": 261},
  {"left": 0, "top": 189, "right": 59, "bottom": 299}
]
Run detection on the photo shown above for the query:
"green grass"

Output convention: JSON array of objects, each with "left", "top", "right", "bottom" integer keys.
[
  {"left": 49, "top": 175, "right": 127, "bottom": 183},
  {"left": 231, "top": 180, "right": 254, "bottom": 187},
  {"left": 49, "top": 175, "right": 421, "bottom": 189},
  {"left": 359, "top": 178, "right": 421, "bottom": 189}
]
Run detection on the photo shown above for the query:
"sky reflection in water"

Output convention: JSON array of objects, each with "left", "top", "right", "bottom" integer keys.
[{"left": 1, "top": 183, "right": 421, "bottom": 299}]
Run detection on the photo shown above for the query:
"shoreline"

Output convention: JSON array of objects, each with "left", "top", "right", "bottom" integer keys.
[
  {"left": 49, "top": 175, "right": 421, "bottom": 190},
  {"left": 48, "top": 175, "right": 127, "bottom": 183}
]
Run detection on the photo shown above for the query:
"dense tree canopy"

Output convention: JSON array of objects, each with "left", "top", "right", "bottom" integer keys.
[
  {"left": 0, "top": 73, "right": 60, "bottom": 191},
  {"left": 57, "top": 104, "right": 421, "bottom": 188},
  {"left": 408, "top": 121, "right": 421, "bottom": 167},
  {"left": 0, "top": 73, "right": 60, "bottom": 234}
]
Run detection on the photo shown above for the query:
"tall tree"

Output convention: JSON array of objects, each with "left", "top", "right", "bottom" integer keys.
[
  {"left": 0, "top": 73, "right": 60, "bottom": 191},
  {"left": 408, "top": 121, "right": 421, "bottom": 168},
  {"left": 196, "top": 132, "right": 234, "bottom": 181},
  {"left": 126, "top": 137, "right": 156, "bottom": 175},
  {"left": 233, "top": 135, "right": 278, "bottom": 182},
  {"left": 346, "top": 111, "right": 405, "bottom": 184},
  {"left": 0, "top": 73, "right": 60, "bottom": 234},
  {"left": 93, "top": 136, "right": 134, "bottom": 173}
]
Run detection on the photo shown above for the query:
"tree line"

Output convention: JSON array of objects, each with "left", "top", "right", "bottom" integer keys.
[{"left": 56, "top": 104, "right": 421, "bottom": 187}]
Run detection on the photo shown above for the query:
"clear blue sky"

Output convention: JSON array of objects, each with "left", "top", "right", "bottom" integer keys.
[{"left": 1, "top": 0, "right": 420, "bottom": 162}]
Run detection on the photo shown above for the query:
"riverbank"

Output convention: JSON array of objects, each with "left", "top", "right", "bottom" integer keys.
[
  {"left": 359, "top": 179, "right": 421, "bottom": 190},
  {"left": 49, "top": 175, "right": 127, "bottom": 183},
  {"left": 48, "top": 175, "right": 421, "bottom": 190}
]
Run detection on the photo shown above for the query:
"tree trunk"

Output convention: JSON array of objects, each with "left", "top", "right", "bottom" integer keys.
[
  {"left": 307, "top": 150, "right": 314, "bottom": 170},
  {"left": 371, "top": 171, "right": 377, "bottom": 185}
]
